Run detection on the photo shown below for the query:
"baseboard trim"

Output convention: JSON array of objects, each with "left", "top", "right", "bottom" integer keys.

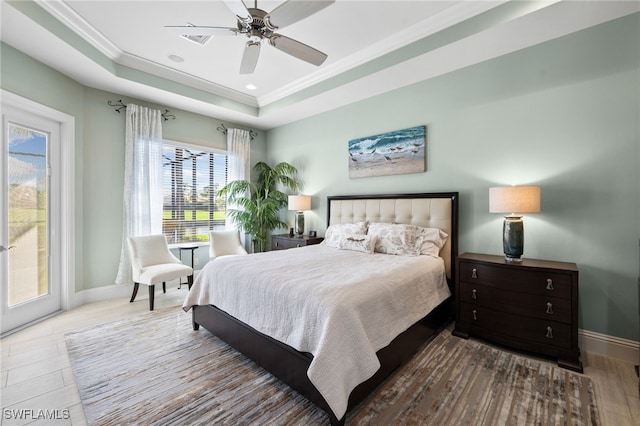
[
  {"left": 71, "top": 275, "right": 191, "bottom": 308},
  {"left": 579, "top": 329, "right": 639, "bottom": 364},
  {"left": 72, "top": 284, "right": 133, "bottom": 307}
]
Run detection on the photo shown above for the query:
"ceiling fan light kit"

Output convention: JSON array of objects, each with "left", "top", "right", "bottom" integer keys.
[{"left": 167, "top": 0, "right": 334, "bottom": 74}]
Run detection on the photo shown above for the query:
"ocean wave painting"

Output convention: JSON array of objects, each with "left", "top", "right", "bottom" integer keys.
[{"left": 348, "top": 125, "right": 426, "bottom": 178}]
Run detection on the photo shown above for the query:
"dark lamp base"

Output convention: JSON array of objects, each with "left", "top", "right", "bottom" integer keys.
[
  {"left": 295, "top": 211, "right": 305, "bottom": 236},
  {"left": 503, "top": 215, "right": 524, "bottom": 261}
]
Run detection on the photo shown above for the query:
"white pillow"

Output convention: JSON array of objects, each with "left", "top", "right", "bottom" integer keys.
[
  {"left": 417, "top": 227, "right": 449, "bottom": 257},
  {"left": 337, "top": 234, "right": 377, "bottom": 254},
  {"left": 323, "top": 222, "right": 369, "bottom": 248},
  {"left": 367, "top": 223, "right": 421, "bottom": 256}
]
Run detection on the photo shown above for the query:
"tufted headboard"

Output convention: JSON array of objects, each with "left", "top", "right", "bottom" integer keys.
[{"left": 327, "top": 192, "right": 459, "bottom": 283}]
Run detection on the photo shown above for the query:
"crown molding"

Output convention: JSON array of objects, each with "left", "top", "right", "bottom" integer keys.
[
  {"left": 35, "top": 0, "right": 258, "bottom": 107},
  {"left": 116, "top": 52, "right": 259, "bottom": 107},
  {"left": 257, "top": 0, "right": 509, "bottom": 106},
  {"left": 34, "top": 0, "right": 510, "bottom": 111},
  {"left": 37, "top": 0, "right": 121, "bottom": 59}
]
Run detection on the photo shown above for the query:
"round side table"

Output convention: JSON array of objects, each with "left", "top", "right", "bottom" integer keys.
[{"left": 178, "top": 244, "right": 199, "bottom": 289}]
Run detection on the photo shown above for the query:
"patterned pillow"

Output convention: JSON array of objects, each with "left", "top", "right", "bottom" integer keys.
[
  {"left": 417, "top": 227, "right": 449, "bottom": 257},
  {"left": 323, "top": 222, "right": 369, "bottom": 248},
  {"left": 367, "top": 223, "right": 421, "bottom": 256},
  {"left": 337, "top": 234, "right": 377, "bottom": 254}
]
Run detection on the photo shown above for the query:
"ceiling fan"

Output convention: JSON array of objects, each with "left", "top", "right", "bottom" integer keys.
[{"left": 166, "top": 0, "right": 334, "bottom": 74}]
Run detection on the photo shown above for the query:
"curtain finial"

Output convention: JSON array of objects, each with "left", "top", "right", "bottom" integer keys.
[{"left": 218, "top": 123, "right": 257, "bottom": 140}]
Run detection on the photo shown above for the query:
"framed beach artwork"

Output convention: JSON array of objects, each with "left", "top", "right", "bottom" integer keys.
[{"left": 348, "top": 125, "right": 426, "bottom": 179}]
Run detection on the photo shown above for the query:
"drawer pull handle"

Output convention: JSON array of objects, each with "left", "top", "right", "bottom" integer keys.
[
  {"left": 546, "top": 279, "right": 554, "bottom": 291},
  {"left": 546, "top": 302, "right": 554, "bottom": 315},
  {"left": 472, "top": 289, "right": 477, "bottom": 300},
  {"left": 472, "top": 309, "right": 477, "bottom": 321},
  {"left": 546, "top": 326, "right": 554, "bottom": 339},
  {"left": 275, "top": 242, "right": 279, "bottom": 247},
  {"left": 471, "top": 268, "right": 478, "bottom": 279}
]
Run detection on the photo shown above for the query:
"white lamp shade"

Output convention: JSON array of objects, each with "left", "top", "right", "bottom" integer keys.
[
  {"left": 288, "top": 195, "right": 311, "bottom": 211},
  {"left": 489, "top": 186, "right": 541, "bottom": 214}
]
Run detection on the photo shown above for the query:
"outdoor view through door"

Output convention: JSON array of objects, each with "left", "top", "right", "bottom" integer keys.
[
  {"left": 162, "top": 142, "right": 228, "bottom": 244},
  {"left": 6, "top": 123, "right": 48, "bottom": 306},
  {"left": 2, "top": 92, "right": 73, "bottom": 335}
]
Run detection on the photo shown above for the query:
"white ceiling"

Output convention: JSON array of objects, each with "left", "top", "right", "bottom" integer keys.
[{"left": 2, "top": 1, "right": 639, "bottom": 130}]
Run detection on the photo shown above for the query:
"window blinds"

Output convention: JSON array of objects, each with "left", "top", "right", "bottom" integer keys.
[{"left": 162, "top": 142, "right": 228, "bottom": 244}]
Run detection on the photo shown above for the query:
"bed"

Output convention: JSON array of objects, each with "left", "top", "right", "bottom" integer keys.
[{"left": 183, "top": 192, "right": 459, "bottom": 425}]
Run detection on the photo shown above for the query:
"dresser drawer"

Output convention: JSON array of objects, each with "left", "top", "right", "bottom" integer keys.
[
  {"left": 271, "top": 235, "right": 324, "bottom": 250},
  {"left": 272, "top": 238, "right": 304, "bottom": 250},
  {"left": 459, "top": 261, "right": 572, "bottom": 298},
  {"left": 458, "top": 302, "right": 572, "bottom": 350},
  {"left": 459, "top": 282, "right": 572, "bottom": 323},
  {"left": 454, "top": 253, "right": 581, "bottom": 372}
]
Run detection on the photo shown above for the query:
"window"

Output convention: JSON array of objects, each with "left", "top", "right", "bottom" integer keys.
[{"left": 162, "top": 141, "right": 228, "bottom": 244}]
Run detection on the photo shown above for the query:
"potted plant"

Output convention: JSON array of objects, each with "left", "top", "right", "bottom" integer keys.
[{"left": 218, "top": 161, "right": 299, "bottom": 253}]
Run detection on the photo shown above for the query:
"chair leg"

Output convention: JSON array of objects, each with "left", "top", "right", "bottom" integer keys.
[
  {"left": 187, "top": 274, "right": 194, "bottom": 290},
  {"left": 148, "top": 285, "right": 155, "bottom": 311},
  {"left": 162, "top": 282, "right": 166, "bottom": 293},
  {"left": 130, "top": 282, "right": 139, "bottom": 303}
]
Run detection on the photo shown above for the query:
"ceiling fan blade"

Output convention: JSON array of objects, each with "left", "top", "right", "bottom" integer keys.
[
  {"left": 165, "top": 26, "right": 239, "bottom": 37},
  {"left": 270, "top": 34, "right": 327, "bottom": 66},
  {"left": 265, "top": 0, "right": 334, "bottom": 30},
  {"left": 223, "top": 0, "right": 252, "bottom": 25},
  {"left": 240, "top": 41, "right": 261, "bottom": 74}
]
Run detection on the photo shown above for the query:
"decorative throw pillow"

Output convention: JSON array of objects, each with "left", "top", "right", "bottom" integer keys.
[
  {"left": 416, "top": 227, "right": 449, "bottom": 257},
  {"left": 337, "top": 234, "right": 377, "bottom": 254},
  {"left": 367, "top": 222, "right": 421, "bottom": 256},
  {"left": 323, "top": 222, "right": 369, "bottom": 248}
]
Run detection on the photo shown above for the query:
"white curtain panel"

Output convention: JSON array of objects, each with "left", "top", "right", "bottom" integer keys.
[
  {"left": 226, "top": 128, "right": 250, "bottom": 186},
  {"left": 115, "top": 104, "right": 164, "bottom": 285},
  {"left": 225, "top": 128, "right": 251, "bottom": 247}
]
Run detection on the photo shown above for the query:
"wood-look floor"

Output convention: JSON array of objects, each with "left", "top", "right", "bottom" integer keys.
[{"left": 1, "top": 286, "right": 638, "bottom": 425}]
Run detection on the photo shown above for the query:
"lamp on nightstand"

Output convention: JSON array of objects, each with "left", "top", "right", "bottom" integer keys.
[
  {"left": 288, "top": 195, "right": 311, "bottom": 236},
  {"left": 489, "top": 186, "right": 540, "bottom": 262}
]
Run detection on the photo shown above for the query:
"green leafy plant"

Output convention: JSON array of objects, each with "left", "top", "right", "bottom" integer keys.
[{"left": 218, "top": 161, "right": 299, "bottom": 253}]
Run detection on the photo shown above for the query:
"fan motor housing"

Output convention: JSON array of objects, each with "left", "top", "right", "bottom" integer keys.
[{"left": 239, "top": 8, "right": 274, "bottom": 41}]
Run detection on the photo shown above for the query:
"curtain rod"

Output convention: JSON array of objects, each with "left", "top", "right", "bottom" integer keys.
[
  {"left": 107, "top": 100, "right": 176, "bottom": 121},
  {"left": 217, "top": 123, "right": 257, "bottom": 140}
]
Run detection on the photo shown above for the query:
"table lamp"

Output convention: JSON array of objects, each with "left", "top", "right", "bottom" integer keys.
[
  {"left": 489, "top": 186, "right": 540, "bottom": 262},
  {"left": 288, "top": 195, "right": 311, "bottom": 236}
]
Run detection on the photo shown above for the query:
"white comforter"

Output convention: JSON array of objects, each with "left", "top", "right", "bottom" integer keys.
[{"left": 182, "top": 244, "right": 451, "bottom": 419}]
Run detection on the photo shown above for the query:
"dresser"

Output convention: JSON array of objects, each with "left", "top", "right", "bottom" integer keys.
[
  {"left": 452, "top": 252, "right": 582, "bottom": 373},
  {"left": 271, "top": 234, "right": 324, "bottom": 250}
]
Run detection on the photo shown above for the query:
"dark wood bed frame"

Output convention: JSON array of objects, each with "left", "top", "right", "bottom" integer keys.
[{"left": 192, "top": 192, "right": 459, "bottom": 425}]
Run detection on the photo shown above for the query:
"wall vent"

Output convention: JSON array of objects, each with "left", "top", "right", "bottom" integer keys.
[{"left": 180, "top": 23, "right": 212, "bottom": 46}]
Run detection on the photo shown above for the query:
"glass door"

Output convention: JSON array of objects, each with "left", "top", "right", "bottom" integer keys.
[{"left": 1, "top": 109, "right": 60, "bottom": 334}]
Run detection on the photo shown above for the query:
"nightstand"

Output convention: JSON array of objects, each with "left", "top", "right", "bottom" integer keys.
[
  {"left": 452, "top": 252, "right": 582, "bottom": 373},
  {"left": 271, "top": 234, "right": 324, "bottom": 250}
]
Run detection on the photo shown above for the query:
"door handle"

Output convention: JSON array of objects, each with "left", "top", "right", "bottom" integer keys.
[{"left": 0, "top": 245, "right": 15, "bottom": 252}]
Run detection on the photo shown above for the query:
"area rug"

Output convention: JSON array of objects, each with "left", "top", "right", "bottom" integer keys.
[{"left": 65, "top": 307, "right": 600, "bottom": 425}]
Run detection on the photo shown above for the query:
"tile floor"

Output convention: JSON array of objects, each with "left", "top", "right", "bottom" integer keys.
[{"left": 1, "top": 286, "right": 639, "bottom": 425}]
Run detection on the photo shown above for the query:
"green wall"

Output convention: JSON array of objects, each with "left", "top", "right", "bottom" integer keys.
[
  {"left": 1, "top": 42, "right": 267, "bottom": 292},
  {"left": 265, "top": 14, "right": 640, "bottom": 340}
]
